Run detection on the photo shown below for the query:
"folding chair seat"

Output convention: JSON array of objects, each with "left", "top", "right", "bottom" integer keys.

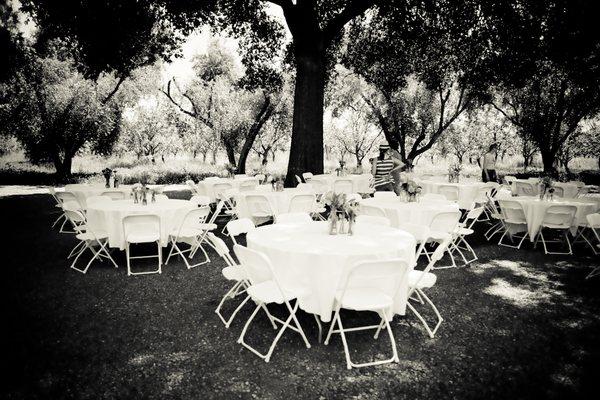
[
  {"left": 101, "top": 190, "right": 125, "bottom": 200},
  {"left": 234, "top": 245, "right": 315, "bottom": 362},
  {"left": 324, "top": 258, "right": 410, "bottom": 369},
  {"left": 123, "top": 214, "right": 162, "bottom": 276},
  {"left": 165, "top": 207, "right": 213, "bottom": 269},
  {"left": 533, "top": 205, "right": 576, "bottom": 255},
  {"left": 227, "top": 218, "right": 256, "bottom": 245}
]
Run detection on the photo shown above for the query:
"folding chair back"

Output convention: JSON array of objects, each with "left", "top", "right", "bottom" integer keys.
[
  {"left": 245, "top": 194, "right": 274, "bottom": 217},
  {"left": 64, "top": 209, "right": 87, "bottom": 234},
  {"left": 309, "top": 178, "right": 329, "bottom": 195},
  {"left": 178, "top": 207, "right": 210, "bottom": 230},
  {"left": 185, "top": 180, "right": 198, "bottom": 194},
  {"left": 255, "top": 174, "right": 266, "bottom": 184},
  {"left": 338, "top": 259, "right": 410, "bottom": 308},
  {"left": 397, "top": 222, "right": 430, "bottom": 243},
  {"left": 302, "top": 172, "right": 313, "bottom": 181},
  {"left": 514, "top": 182, "right": 535, "bottom": 196},
  {"left": 551, "top": 186, "right": 565, "bottom": 198},
  {"left": 276, "top": 212, "right": 312, "bottom": 224},
  {"left": 101, "top": 191, "right": 125, "bottom": 200},
  {"left": 214, "top": 182, "right": 233, "bottom": 200},
  {"left": 122, "top": 214, "right": 161, "bottom": 243},
  {"left": 420, "top": 174, "right": 435, "bottom": 181},
  {"left": 355, "top": 215, "right": 390, "bottom": 226},
  {"left": 207, "top": 233, "right": 237, "bottom": 266},
  {"left": 227, "top": 218, "right": 256, "bottom": 244},
  {"left": 354, "top": 175, "right": 373, "bottom": 194},
  {"left": 360, "top": 204, "right": 387, "bottom": 218},
  {"left": 333, "top": 179, "right": 353, "bottom": 194},
  {"left": 56, "top": 191, "right": 80, "bottom": 207},
  {"left": 233, "top": 244, "right": 275, "bottom": 285},
  {"left": 288, "top": 193, "right": 316, "bottom": 213},
  {"left": 346, "top": 193, "right": 362, "bottom": 203},
  {"left": 239, "top": 180, "right": 258, "bottom": 192},
  {"left": 428, "top": 211, "right": 461, "bottom": 233},
  {"left": 587, "top": 214, "right": 600, "bottom": 243},
  {"left": 541, "top": 205, "right": 576, "bottom": 228},
  {"left": 503, "top": 175, "right": 517, "bottom": 185},
  {"left": 295, "top": 175, "right": 303, "bottom": 185},
  {"left": 189, "top": 195, "right": 211, "bottom": 207},
  {"left": 438, "top": 185, "right": 459, "bottom": 202},
  {"left": 87, "top": 195, "right": 111, "bottom": 206},
  {"left": 463, "top": 207, "right": 485, "bottom": 229},
  {"left": 374, "top": 192, "right": 397, "bottom": 200}
]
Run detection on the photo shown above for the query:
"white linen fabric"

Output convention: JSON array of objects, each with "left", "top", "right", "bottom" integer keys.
[
  {"left": 510, "top": 179, "right": 580, "bottom": 198},
  {"left": 359, "top": 197, "right": 460, "bottom": 228},
  {"left": 246, "top": 221, "right": 416, "bottom": 322},
  {"left": 416, "top": 180, "right": 486, "bottom": 209},
  {"left": 86, "top": 199, "right": 195, "bottom": 249},
  {"left": 311, "top": 174, "right": 371, "bottom": 193},
  {"left": 234, "top": 188, "right": 313, "bottom": 218},
  {"left": 197, "top": 177, "right": 259, "bottom": 202},
  {"left": 501, "top": 196, "right": 599, "bottom": 240},
  {"left": 64, "top": 184, "right": 132, "bottom": 208}
]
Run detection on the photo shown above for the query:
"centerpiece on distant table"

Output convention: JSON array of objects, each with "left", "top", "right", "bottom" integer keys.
[
  {"left": 400, "top": 180, "right": 422, "bottom": 202},
  {"left": 448, "top": 163, "right": 462, "bottom": 183},
  {"left": 336, "top": 160, "right": 347, "bottom": 177},
  {"left": 538, "top": 175, "right": 555, "bottom": 200},
  {"left": 102, "top": 168, "right": 113, "bottom": 188},
  {"left": 268, "top": 175, "right": 285, "bottom": 192},
  {"left": 225, "top": 163, "right": 236, "bottom": 179},
  {"left": 323, "top": 192, "right": 359, "bottom": 235}
]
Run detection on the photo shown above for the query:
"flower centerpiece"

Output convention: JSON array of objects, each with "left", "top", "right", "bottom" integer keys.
[
  {"left": 225, "top": 163, "right": 236, "bottom": 178},
  {"left": 112, "top": 170, "right": 120, "bottom": 188},
  {"left": 336, "top": 160, "right": 347, "bottom": 177},
  {"left": 101, "top": 168, "right": 113, "bottom": 188},
  {"left": 538, "top": 175, "right": 554, "bottom": 200},
  {"left": 131, "top": 183, "right": 142, "bottom": 204},
  {"left": 448, "top": 163, "right": 462, "bottom": 183},
  {"left": 400, "top": 180, "right": 422, "bottom": 202},
  {"left": 322, "top": 192, "right": 359, "bottom": 235}
]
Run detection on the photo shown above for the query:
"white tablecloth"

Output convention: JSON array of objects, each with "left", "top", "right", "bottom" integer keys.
[
  {"left": 247, "top": 221, "right": 416, "bottom": 322},
  {"left": 416, "top": 180, "right": 485, "bottom": 209},
  {"left": 235, "top": 188, "right": 313, "bottom": 218},
  {"left": 311, "top": 174, "right": 371, "bottom": 193},
  {"left": 510, "top": 179, "right": 580, "bottom": 198},
  {"left": 86, "top": 199, "right": 195, "bottom": 249},
  {"left": 198, "top": 177, "right": 259, "bottom": 202},
  {"left": 501, "top": 196, "right": 598, "bottom": 241},
  {"left": 360, "top": 197, "right": 460, "bottom": 227},
  {"left": 64, "top": 184, "right": 133, "bottom": 208}
]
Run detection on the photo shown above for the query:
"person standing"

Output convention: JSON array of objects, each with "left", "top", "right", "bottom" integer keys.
[
  {"left": 371, "top": 144, "right": 403, "bottom": 191},
  {"left": 481, "top": 143, "right": 498, "bottom": 182}
]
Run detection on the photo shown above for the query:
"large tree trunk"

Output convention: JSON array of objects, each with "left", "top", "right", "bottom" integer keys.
[
  {"left": 286, "top": 46, "right": 325, "bottom": 186},
  {"left": 541, "top": 149, "right": 558, "bottom": 176},
  {"left": 53, "top": 155, "right": 73, "bottom": 181},
  {"left": 223, "top": 141, "right": 237, "bottom": 167}
]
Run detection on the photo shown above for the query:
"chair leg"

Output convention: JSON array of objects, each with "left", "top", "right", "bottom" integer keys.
[{"left": 215, "top": 282, "right": 251, "bottom": 328}]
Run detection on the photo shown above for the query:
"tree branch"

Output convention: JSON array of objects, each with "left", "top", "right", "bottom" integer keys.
[
  {"left": 102, "top": 76, "right": 126, "bottom": 104},
  {"left": 322, "top": 0, "right": 377, "bottom": 42}
]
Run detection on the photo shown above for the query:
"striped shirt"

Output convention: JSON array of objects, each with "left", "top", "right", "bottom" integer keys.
[{"left": 374, "top": 159, "right": 394, "bottom": 186}]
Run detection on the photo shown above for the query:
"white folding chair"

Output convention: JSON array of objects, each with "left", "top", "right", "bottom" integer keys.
[
  {"left": 244, "top": 194, "right": 275, "bottom": 223},
  {"left": 64, "top": 209, "right": 118, "bottom": 274},
  {"left": 484, "top": 195, "right": 506, "bottom": 241},
  {"left": 333, "top": 179, "right": 353, "bottom": 194},
  {"left": 425, "top": 210, "right": 461, "bottom": 269},
  {"left": 324, "top": 258, "right": 410, "bottom": 369},
  {"left": 227, "top": 218, "right": 256, "bottom": 245},
  {"left": 122, "top": 214, "right": 162, "bottom": 276},
  {"left": 355, "top": 215, "right": 390, "bottom": 226},
  {"left": 573, "top": 212, "right": 600, "bottom": 255},
  {"left": 186, "top": 179, "right": 200, "bottom": 195},
  {"left": 55, "top": 191, "right": 83, "bottom": 233},
  {"left": 405, "top": 238, "right": 451, "bottom": 338},
  {"left": 295, "top": 175, "right": 303, "bottom": 185},
  {"left": 288, "top": 193, "right": 317, "bottom": 214},
  {"left": 374, "top": 192, "right": 398, "bottom": 200},
  {"left": 355, "top": 175, "right": 375, "bottom": 196},
  {"left": 497, "top": 200, "right": 529, "bottom": 249},
  {"left": 165, "top": 207, "right": 214, "bottom": 269},
  {"left": 214, "top": 182, "right": 234, "bottom": 212},
  {"left": 189, "top": 195, "right": 211, "bottom": 207},
  {"left": 420, "top": 193, "right": 446, "bottom": 202},
  {"left": 514, "top": 181, "right": 536, "bottom": 196},
  {"left": 233, "top": 244, "right": 313, "bottom": 362},
  {"left": 101, "top": 190, "right": 126, "bottom": 200},
  {"left": 276, "top": 212, "right": 312, "bottom": 224},
  {"left": 450, "top": 207, "right": 484, "bottom": 265},
  {"left": 239, "top": 180, "right": 258, "bottom": 192},
  {"left": 360, "top": 204, "right": 387, "bottom": 219},
  {"left": 208, "top": 233, "right": 251, "bottom": 328},
  {"left": 397, "top": 222, "right": 430, "bottom": 262},
  {"left": 48, "top": 187, "right": 67, "bottom": 229},
  {"left": 296, "top": 183, "right": 313, "bottom": 192},
  {"left": 503, "top": 175, "right": 517, "bottom": 185},
  {"left": 438, "top": 185, "right": 459, "bottom": 202},
  {"left": 584, "top": 214, "right": 600, "bottom": 279},
  {"left": 302, "top": 172, "right": 313, "bottom": 181},
  {"left": 533, "top": 205, "right": 577, "bottom": 255},
  {"left": 309, "top": 178, "right": 329, "bottom": 197},
  {"left": 551, "top": 186, "right": 565, "bottom": 198}
]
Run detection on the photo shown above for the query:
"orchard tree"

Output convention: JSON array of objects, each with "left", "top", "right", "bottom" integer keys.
[
  {"left": 483, "top": 0, "right": 600, "bottom": 175},
  {"left": 0, "top": 56, "right": 117, "bottom": 178},
  {"left": 557, "top": 118, "right": 600, "bottom": 173}
]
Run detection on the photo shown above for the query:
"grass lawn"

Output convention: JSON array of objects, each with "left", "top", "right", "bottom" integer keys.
[{"left": 1, "top": 190, "right": 600, "bottom": 399}]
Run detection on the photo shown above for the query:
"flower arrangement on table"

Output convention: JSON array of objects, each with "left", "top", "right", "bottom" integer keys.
[
  {"left": 538, "top": 175, "right": 555, "bottom": 200},
  {"left": 323, "top": 191, "right": 359, "bottom": 235},
  {"left": 131, "top": 174, "right": 161, "bottom": 205},
  {"left": 448, "top": 163, "right": 462, "bottom": 183},
  {"left": 335, "top": 160, "right": 347, "bottom": 177},
  {"left": 268, "top": 174, "right": 285, "bottom": 192},
  {"left": 225, "top": 163, "right": 236, "bottom": 178},
  {"left": 400, "top": 179, "right": 422, "bottom": 202},
  {"left": 101, "top": 168, "right": 113, "bottom": 188}
]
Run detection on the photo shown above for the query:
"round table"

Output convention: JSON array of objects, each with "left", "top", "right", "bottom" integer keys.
[
  {"left": 311, "top": 174, "right": 371, "bottom": 193},
  {"left": 198, "top": 177, "right": 259, "bottom": 202},
  {"left": 501, "top": 196, "right": 598, "bottom": 241},
  {"left": 360, "top": 197, "right": 460, "bottom": 227},
  {"left": 64, "top": 184, "right": 132, "bottom": 208},
  {"left": 235, "top": 188, "right": 313, "bottom": 219},
  {"left": 247, "top": 221, "right": 416, "bottom": 322},
  {"left": 86, "top": 199, "right": 195, "bottom": 250},
  {"left": 416, "top": 180, "right": 485, "bottom": 209},
  {"left": 510, "top": 179, "right": 580, "bottom": 198}
]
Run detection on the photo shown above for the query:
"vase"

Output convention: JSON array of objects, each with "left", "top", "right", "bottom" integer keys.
[
  {"left": 104, "top": 176, "right": 110, "bottom": 188},
  {"left": 151, "top": 191, "right": 156, "bottom": 203},
  {"left": 539, "top": 189, "right": 546, "bottom": 200},
  {"left": 328, "top": 210, "right": 338, "bottom": 235},
  {"left": 347, "top": 218, "right": 354, "bottom": 236},
  {"left": 133, "top": 191, "right": 139, "bottom": 204},
  {"left": 142, "top": 187, "right": 147, "bottom": 205},
  {"left": 338, "top": 213, "right": 347, "bottom": 234},
  {"left": 407, "top": 193, "right": 416, "bottom": 203},
  {"left": 113, "top": 178, "right": 119, "bottom": 188}
]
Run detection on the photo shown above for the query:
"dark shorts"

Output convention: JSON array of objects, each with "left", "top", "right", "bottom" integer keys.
[{"left": 482, "top": 169, "right": 498, "bottom": 183}]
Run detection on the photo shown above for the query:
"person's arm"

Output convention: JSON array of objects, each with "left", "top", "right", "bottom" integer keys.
[
  {"left": 371, "top": 159, "right": 377, "bottom": 176},
  {"left": 389, "top": 157, "right": 404, "bottom": 174}
]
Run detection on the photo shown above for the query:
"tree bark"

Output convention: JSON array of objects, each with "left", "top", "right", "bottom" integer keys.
[
  {"left": 223, "top": 141, "right": 237, "bottom": 166},
  {"left": 285, "top": 45, "right": 326, "bottom": 186},
  {"left": 236, "top": 96, "right": 273, "bottom": 174},
  {"left": 541, "top": 149, "right": 558, "bottom": 176},
  {"left": 53, "top": 155, "right": 73, "bottom": 181}
]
